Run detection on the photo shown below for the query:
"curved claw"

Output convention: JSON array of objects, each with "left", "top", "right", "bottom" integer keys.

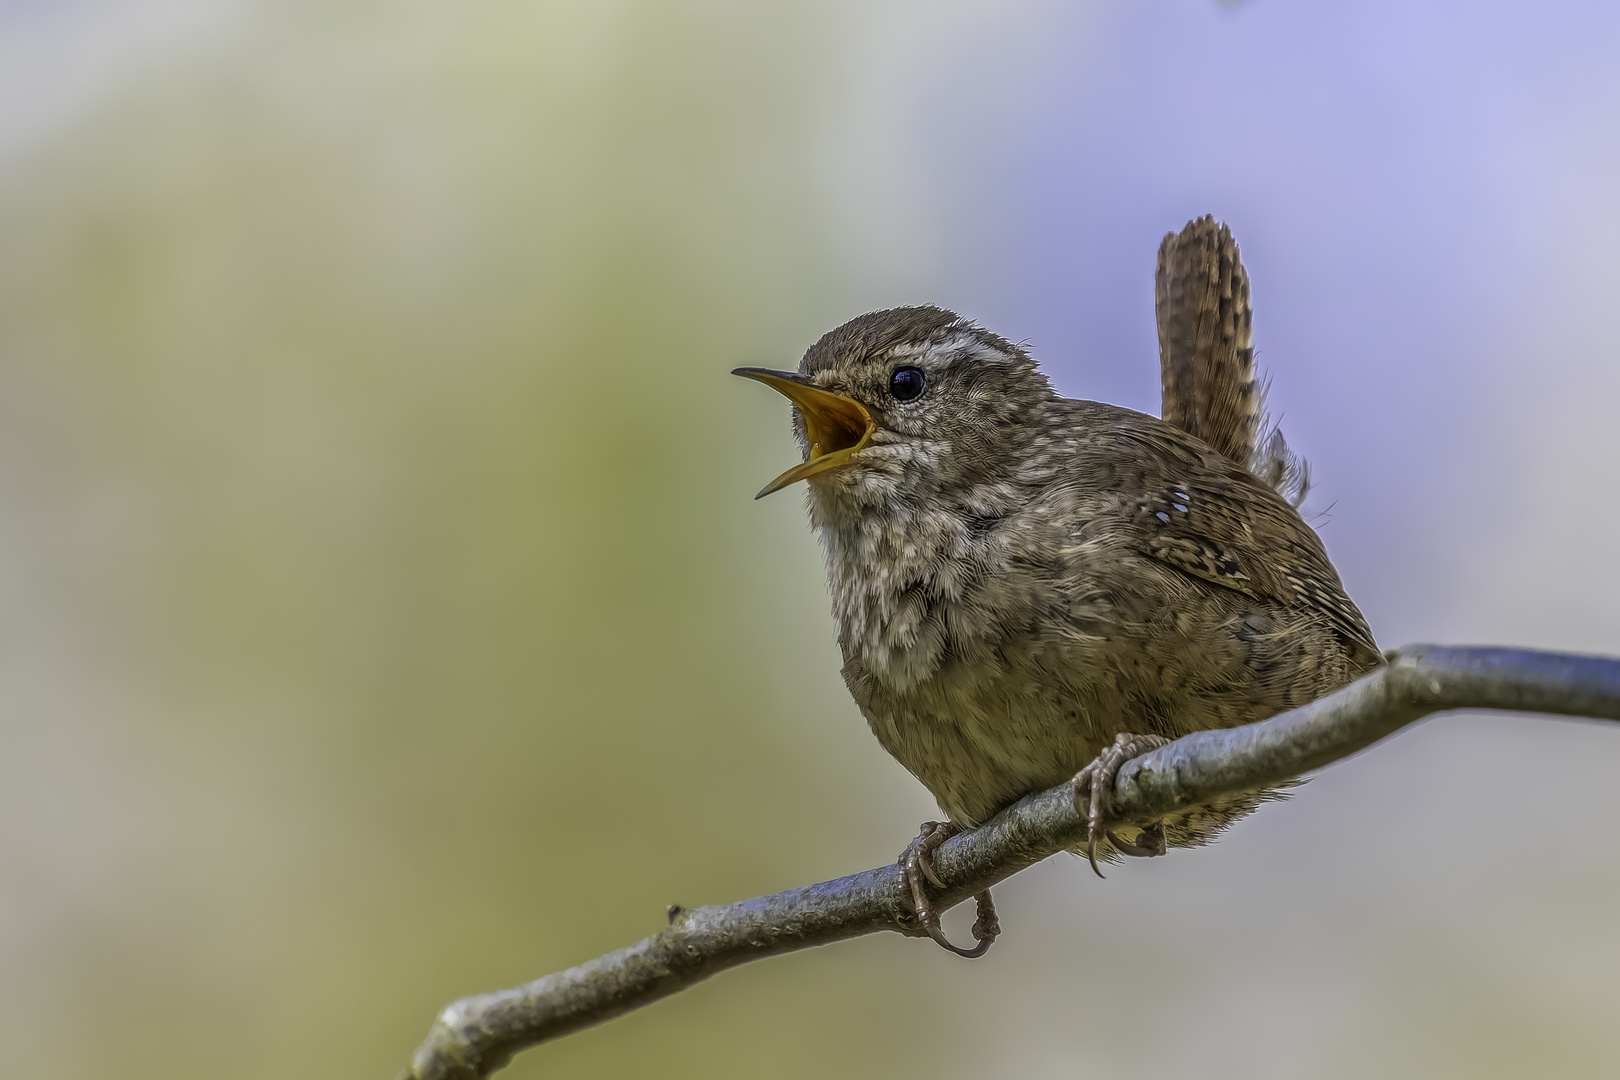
[
  {"left": 1073, "top": 733, "right": 1173, "bottom": 879},
  {"left": 920, "top": 890, "right": 999, "bottom": 958},
  {"left": 897, "top": 822, "right": 999, "bottom": 959},
  {"left": 1106, "top": 826, "right": 1166, "bottom": 858},
  {"left": 1074, "top": 763, "right": 1108, "bottom": 879},
  {"left": 1086, "top": 831, "right": 1106, "bottom": 879}
]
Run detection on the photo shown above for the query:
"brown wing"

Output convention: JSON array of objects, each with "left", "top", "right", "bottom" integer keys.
[{"left": 1114, "top": 422, "right": 1381, "bottom": 667}]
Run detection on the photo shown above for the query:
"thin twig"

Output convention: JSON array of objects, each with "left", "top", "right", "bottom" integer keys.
[{"left": 399, "top": 644, "right": 1620, "bottom": 1080}]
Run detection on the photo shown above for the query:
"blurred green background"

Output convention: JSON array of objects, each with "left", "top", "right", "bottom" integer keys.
[{"left": 4, "top": 2, "right": 1620, "bottom": 1078}]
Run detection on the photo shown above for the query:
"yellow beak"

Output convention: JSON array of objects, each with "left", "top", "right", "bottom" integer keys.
[{"left": 733, "top": 368, "right": 876, "bottom": 499}]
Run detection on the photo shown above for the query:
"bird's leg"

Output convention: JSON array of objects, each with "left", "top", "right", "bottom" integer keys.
[
  {"left": 1072, "top": 733, "right": 1173, "bottom": 878},
  {"left": 897, "top": 821, "right": 999, "bottom": 959}
]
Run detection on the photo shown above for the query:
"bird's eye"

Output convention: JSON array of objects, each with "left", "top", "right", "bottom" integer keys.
[{"left": 889, "top": 366, "right": 927, "bottom": 402}]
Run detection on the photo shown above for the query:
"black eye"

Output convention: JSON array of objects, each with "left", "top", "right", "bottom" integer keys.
[{"left": 889, "top": 366, "right": 926, "bottom": 402}]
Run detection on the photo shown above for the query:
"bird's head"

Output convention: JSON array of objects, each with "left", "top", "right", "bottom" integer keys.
[{"left": 734, "top": 306, "right": 1053, "bottom": 507}]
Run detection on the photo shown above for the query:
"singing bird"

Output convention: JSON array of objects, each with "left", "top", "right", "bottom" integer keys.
[{"left": 736, "top": 218, "right": 1378, "bottom": 955}]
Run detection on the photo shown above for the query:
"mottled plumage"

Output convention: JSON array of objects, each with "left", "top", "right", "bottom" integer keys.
[{"left": 776, "top": 305, "right": 1379, "bottom": 859}]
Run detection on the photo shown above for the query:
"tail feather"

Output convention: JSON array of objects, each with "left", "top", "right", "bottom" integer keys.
[
  {"left": 1156, "top": 215, "right": 1257, "bottom": 467},
  {"left": 1157, "top": 216, "right": 1308, "bottom": 506}
]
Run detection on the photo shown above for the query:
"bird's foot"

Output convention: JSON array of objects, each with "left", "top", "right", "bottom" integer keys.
[
  {"left": 898, "top": 821, "right": 999, "bottom": 959},
  {"left": 1073, "top": 733, "right": 1172, "bottom": 878},
  {"left": 1106, "top": 822, "right": 1167, "bottom": 858}
]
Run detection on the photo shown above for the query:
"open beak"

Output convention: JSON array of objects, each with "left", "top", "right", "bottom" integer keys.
[{"left": 733, "top": 367, "right": 875, "bottom": 498}]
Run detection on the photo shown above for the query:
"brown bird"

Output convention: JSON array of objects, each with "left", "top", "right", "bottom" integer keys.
[{"left": 735, "top": 217, "right": 1379, "bottom": 957}]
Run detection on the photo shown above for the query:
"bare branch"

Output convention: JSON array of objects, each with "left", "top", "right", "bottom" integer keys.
[{"left": 399, "top": 644, "right": 1620, "bottom": 1080}]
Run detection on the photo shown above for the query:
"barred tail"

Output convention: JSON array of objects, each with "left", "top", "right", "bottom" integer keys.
[{"left": 1157, "top": 216, "right": 1309, "bottom": 506}]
